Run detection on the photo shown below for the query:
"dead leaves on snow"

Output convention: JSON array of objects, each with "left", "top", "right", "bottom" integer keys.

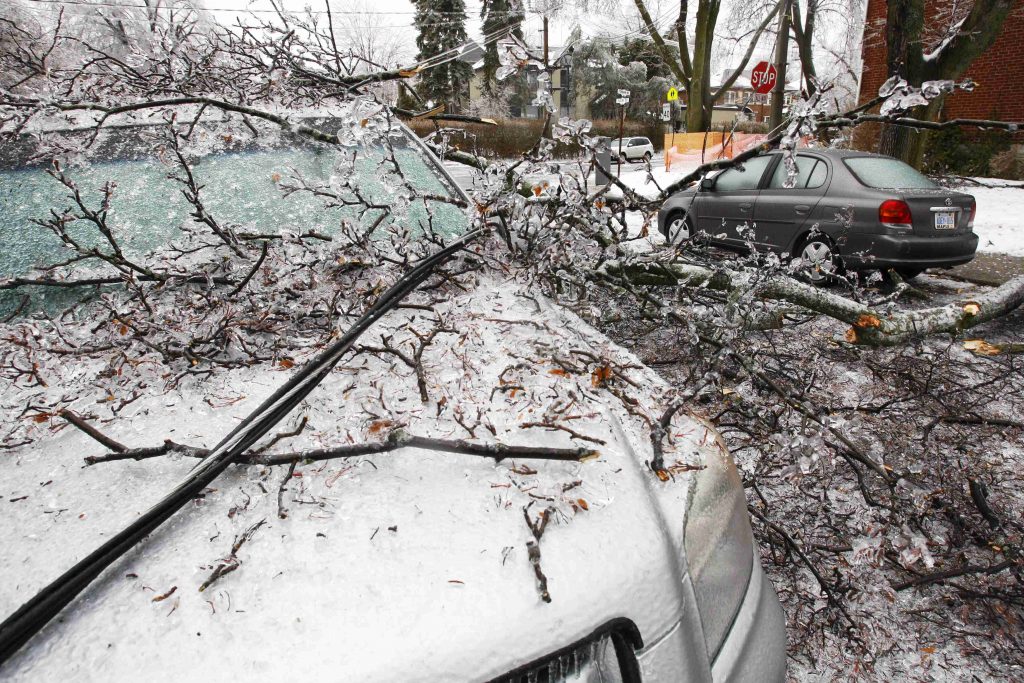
[{"left": 963, "top": 339, "right": 1023, "bottom": 356}]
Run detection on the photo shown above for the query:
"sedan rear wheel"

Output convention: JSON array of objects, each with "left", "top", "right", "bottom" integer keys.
[
  {"left": 796, "top": 236, "right": 839, "bottom": 285},
  {"left": 895, "top": 267, "right": 925, "bottom": 280},
  {"left": 665, "top": 213, "right": 692, "bottom": 246}
]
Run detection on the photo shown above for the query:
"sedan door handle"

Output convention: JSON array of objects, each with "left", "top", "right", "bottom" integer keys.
[
  {"left": 739, "top": 202, "right": 752, "bottom": 212},
  {"left": 794, "top": 204, "right": 811, "bottom": 215}
]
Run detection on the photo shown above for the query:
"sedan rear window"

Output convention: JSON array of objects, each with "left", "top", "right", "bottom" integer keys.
[{"left": 843, "top": 157, "right": 938, "bottom": 189}]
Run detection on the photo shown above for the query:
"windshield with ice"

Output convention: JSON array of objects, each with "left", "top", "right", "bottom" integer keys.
[{"left": 0, "top": 123, "right": 469, "bottom": 316}]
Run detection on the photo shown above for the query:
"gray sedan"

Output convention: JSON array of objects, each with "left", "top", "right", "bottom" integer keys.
[{"left": 658, "top": 148, "right": 978, "bottom": 283}]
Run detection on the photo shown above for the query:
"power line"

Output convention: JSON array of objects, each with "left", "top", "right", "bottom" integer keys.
[
  {"left": 8, "top": 0, "right": 529, "bottom": 16},
  {"left": 3, "top": 0, "right": 561, "bottom": 82}
]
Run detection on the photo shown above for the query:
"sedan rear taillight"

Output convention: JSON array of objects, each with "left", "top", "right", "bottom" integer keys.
[
  {"left": 968, "top": 198, "right": 977, "bottom": 227},
  {"left": 879, "top": 199, "right": 913, "bottom": 226}
]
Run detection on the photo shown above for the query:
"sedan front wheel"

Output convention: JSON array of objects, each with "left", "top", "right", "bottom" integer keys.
[{"left": 665, "top": 213, "right": 692, "bottom": 246}]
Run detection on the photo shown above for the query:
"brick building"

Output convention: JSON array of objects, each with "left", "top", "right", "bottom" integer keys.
[{"left": 857, "top": 0, "right": 1024, "bottom": 150}]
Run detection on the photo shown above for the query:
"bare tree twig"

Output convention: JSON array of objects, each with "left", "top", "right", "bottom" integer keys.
[
  {"left": 60, "top": 410, "right": 127, "bottom": 453},
  {"left": 198, "top": 519, "right": 266, "bottom": 592}
]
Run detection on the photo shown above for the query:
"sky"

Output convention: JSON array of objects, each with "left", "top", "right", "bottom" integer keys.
[
  {"left": 12, "top": 0, "right": 862, "bottom": 96},
  {"left": 200, "top": 0, "right": 640, "bottom": 59},
  {"left": 190, "top": 0, "right": 806, "bottom": 78}
]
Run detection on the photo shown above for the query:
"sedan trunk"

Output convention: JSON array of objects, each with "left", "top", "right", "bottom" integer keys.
[{"left": 901, "top": 189, "right": 974, "bottom": 236}]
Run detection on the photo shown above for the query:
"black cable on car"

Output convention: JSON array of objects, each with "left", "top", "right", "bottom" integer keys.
[{"left": 0, "top": 228, "right": 485, "bottom": 667}]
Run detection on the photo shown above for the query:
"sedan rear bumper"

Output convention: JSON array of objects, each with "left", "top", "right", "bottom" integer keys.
[{"left": 840, "top": 232, "right": 978, "bottom": 270}]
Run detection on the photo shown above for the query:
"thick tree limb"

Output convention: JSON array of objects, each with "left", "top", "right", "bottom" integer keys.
[
  {"left": 597, "top": 261, "right": 1024, "bottom": 346},
  {"left": 821, "top": 114, "right": 1024, "bottom": 133}
]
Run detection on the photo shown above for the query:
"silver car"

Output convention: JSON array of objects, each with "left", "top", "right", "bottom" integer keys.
[
  {"left": 1, "top": 123, "right": 786, "bottom": 681},
  {"left": 613, "top": 136, "right": 656, "bottom": 163},
  {"left": 658, "top": 149, "right": 978, "bottom": 282}
]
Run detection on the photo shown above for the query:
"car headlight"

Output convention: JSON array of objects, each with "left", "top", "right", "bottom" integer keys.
[{"left": 683, "top": 438, "right": 755, "bottom": 662}]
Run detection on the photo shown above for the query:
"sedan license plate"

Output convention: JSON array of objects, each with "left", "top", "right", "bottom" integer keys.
[{"left": 934, "top": 211, "right": 956, "bottom": 230}]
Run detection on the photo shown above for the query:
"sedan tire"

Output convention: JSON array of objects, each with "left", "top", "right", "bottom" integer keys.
[
  {"left": 895, "top": 267, "right": 925, "bottom": 280},
  {"left": 795, "top": 235, "right": 840, "bottom": 286},
  {"left": 664, "top": 212, "right": 693, "bottom": 246}
]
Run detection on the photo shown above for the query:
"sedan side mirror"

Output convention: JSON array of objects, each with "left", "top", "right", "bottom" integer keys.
[{"left": 699, "top": 175, "right": 716, "bottom": 192}]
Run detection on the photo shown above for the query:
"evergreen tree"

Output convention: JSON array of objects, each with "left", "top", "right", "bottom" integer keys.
[
  {"left": 479, "top": 0, "right": 524, "bottom": 95},
  {"left": 617, "top": 37, "right": 677, "bottom": 81},
  {"left": 414, "top": 0, "right": 474, "bottom": 112}
]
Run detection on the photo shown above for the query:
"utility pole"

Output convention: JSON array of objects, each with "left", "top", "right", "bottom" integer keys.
[
  {"left": 542, "top": 15, "right": 549, "bottom": 67},
  {"left": 542, "top": 14, "right": 551, "bottom": 137},
  {"left": 769, "top": 0, "right": 792, "bottom": 130}
]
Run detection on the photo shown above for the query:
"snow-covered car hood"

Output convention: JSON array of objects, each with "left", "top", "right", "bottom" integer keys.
[{"left": 0, "top": 277, "right": 718, "bottom": 681}]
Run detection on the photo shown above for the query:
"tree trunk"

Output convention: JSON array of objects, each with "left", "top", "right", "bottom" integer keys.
[
  {"left": 880, "top": 0, "right": 1013, "bottom": 167},
  {"left": 686, "top": 0, "right": 719, "bottom": 132},
  {"left": 791, "top": 0, "right": 818, "bottom": 96}
]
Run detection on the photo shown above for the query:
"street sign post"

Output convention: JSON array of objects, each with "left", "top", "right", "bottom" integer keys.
[
  {"left": 751, "top": 61, "right": 777, "bottom": 95},
  {"left": 666, "top": 87, "right": 679, "bottom": 101}
]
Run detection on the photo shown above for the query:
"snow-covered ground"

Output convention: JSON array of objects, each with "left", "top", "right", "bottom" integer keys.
[{"left": 956, "top": 179, "right": 1024, "bottom": 256}]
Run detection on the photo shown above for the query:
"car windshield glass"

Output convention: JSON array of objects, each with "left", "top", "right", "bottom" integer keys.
[
  {"left": 0, "top": 125, "right": 468, "bottom": 315},
  {"left": 713, "top": 155, "right": 773, "bottom": 191},
  {"left": 843, "top": 157, "right": 938, "bottom": 189}
]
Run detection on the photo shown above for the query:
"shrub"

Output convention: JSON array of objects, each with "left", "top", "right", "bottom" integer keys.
[
  {"left": 407, "top": 117, "right": 665, "bottom": 159},
  {"left": 923, "top": 126, "right": 1017, "bottom": 179}
]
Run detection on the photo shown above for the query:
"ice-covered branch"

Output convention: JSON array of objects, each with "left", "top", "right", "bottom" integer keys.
[{"left": 596, "top": 261, "right": 1024, "bottom": 346}]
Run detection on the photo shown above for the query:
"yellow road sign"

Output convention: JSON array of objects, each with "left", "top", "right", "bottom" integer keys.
[{"left": 666, "top": 87, "right": 679, "bottom": 101}]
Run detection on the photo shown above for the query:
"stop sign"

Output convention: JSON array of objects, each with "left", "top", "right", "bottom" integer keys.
[{"left": 751, "top": 61, "right": 777, "bottom": 95}]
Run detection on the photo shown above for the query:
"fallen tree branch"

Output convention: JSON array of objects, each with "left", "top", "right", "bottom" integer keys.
[
  {"left": 597, "top": 261, "right": 1024, "bottom": 346},
  {"left": 892, "top": 558, "right": 1017, "bottom": 591},
  {"left": 81, "top": 428, "right": 598, "bottom": 466},
  {"left": 748, "top": 504, "right": 857, "bottom": 627},
  {"left": 524, "top": 503, "right": 556, "bottom": 603},
  {"left": 277, "top": 462, "right": 298, "bottom": 520},
  {"left": 591, "top": 270, "right": 898, "bottom": 484}
]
